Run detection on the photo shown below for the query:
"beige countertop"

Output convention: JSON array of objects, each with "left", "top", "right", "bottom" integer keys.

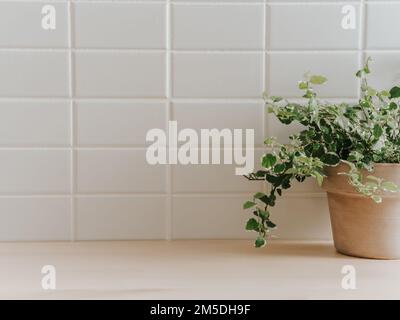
[{"left": 0, "top": 240, "right": 399, "bottom": 300}]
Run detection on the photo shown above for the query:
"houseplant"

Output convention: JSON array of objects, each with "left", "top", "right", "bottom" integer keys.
[{"left": 244, "top": 58, "right": 400, "bottom": 259}]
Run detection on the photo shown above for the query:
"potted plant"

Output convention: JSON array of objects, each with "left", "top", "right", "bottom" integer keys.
[{"left": 244, "top": 58, "right": 400, "bottom": 259}]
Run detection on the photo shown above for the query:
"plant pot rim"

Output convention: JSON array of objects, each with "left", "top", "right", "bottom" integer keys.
[
  {"left": 334, "top": 162, "right": 400, "bottom": 168},
  {"left": 324, "top": 162, "right": 400, "bottom": 197},
  {"left": 337, "top": 162, "right": 400, "bottom": 166}
]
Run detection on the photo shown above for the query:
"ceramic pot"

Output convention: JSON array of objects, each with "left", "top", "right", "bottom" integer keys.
[{"left": 323, "top": 163, "right": 400, "bottom": 259}]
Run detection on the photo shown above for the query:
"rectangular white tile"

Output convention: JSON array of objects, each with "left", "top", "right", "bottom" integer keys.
[
  {"left": 364, "top": 52, "right": 400, "bottom": 92},
  {"left": 270, "top": 196, "right": 331, "bottom": 240},
  {"left": 174, "top": 0, "right": 261, "bottom": 2},
  {"left": 275, "top": 0, "right": 356, "bottom": 2},
  {"left": 173, "top": 53, "right": 263, "bottom": 98},
  {"left": 0, "top": 2, "right": 68, "bottom": 48},
  {"left": 172, "top": 149, "right": 263, "bottom": 193},
  {"left": 77, "top": 149, "right": 166, "bottom": 193},
  {"left": 287, "top": 179, "right": 323, "bottom": 194},
  {"left": 0, "top": 51, "right": 69, "bottom": 97},
  {"left": 74, "top": 2, "right": 165, "bottom": 48},
  {"left": 0, "top": 197, "right": 70, "bottom": 241},
  {"left": 0, "top": 150, "right": 70, "bottom": 194},
  {"left": 77, "top": 101, "right": 166, "bottom": 146},
  {"left": 172, "top": 196, "right": 253, "bottom": 239},
  {"left": 76, "top": 196, "right": 166, "bottom": 240},
  {"left": 172, "top": 102, "right": 264, "bottom": 147},
  {"left": 74, "top": 52, "right": 166, "bottom": 98},
  {"left": 173, "top": 195, "right": 331, "bottom": 240},
  {"left": 268, "top": 52, "right": 359, "bottom": 98},
  {"left": 175, "top": 0, "right": 260, "bottom": 1},
  {"left": 0, "top": 101, "right": 70, "bottom": 146},
  {"left": 269, "top": 3, "right": 359, "bottom": 49},
  {"left": 172, "top": 4, "right": 264, "bottom": 49},
  {"left": 366, "top": 3, "right": 400, "bottom": 49},
  {"left": 267, "top": 112, "right": 306, "bottom": 144}
]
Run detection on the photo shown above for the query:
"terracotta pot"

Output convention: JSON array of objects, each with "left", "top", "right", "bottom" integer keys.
[{"left": 323, "top": 163, "right": 400, "bottom": 259}]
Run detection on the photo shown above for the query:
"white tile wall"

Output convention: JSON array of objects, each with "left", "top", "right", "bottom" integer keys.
[
  {"left": 74, "top": 52, "right": 166, "bottom": 97},
  {"left": 74, "top": 2, "right": 166, "bottom": 49},
  {"left": 172, "top": 102, "right": 264, "bottom": 146},
  {"left": 172, "top": 196, "right": 252, "bottom": 239},
  {"left": 172, "top": 4, "right": 264, "bottom": 50},
  {"left": 268, "top": 196, "right": 332, "bottom": 240},
  {"left": 77, "top": 101, "right": 166, "bottom": 146},
  {"left": 0, "top": 2, "right": 68, "bottom": 48},
  {"left": 76, "top": 196, "right": 166, "bottom": 240},
  {"left": 268, "top": 52, "right": 360, "bottom": 98},
  {"left": 0, "top": 197, "right": 71, "bottom": 241},
  {"left": 0, "top": 0, "right": 398, "bottom": 241},
  {"left": 366, "top": 3, "right": 400, "bottom": 49},
  {"left": 365, "top": 52, "right": 400, "bottom": 91},
  {"left": 172, "top": 149, "right": 264, "bottom": 193},
  {"left": 0, "top": 51, "right": 69, "bottom": 97},
  {"left": 0, "top": 150, "right": 70, "bottom": 194},
  {"left": 173, "top": 53, "right": 263, "bottom": 98},
  {"left": 269, "top": 3, "right": 360, "bottom": 50},
  {"left": 77, "top": 149, "right": 166, "bottom": 193},
  {"left": 0, "top": 101, "right": 70, "bottom": 146}
]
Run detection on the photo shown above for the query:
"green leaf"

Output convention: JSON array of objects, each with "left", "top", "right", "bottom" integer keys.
[
  {"left": 277, "top": 188, "right": 282, "bottom": 196},
  {"left": 366, "top": 175, "right": 382, "bottom": 183},
  {"left": 243, "top": 201, "right": 256, "bottom": 209},
  {"left": 373, "top": 124, "right": 383, "bottom": 139},
  {"left": 270, "top": 96, "right": 283, "bottom": 102},
  {"left": 246, "top": 218, "right": 259, "bottom": 231},
  {"left": 348, "top": 151, "right": 363, "bottom": 162},
  {"left": 254, "top": 192, "right": 266, "bottom": 199},
  {"left": 380, "top": 90, "right": 390, "bottom": 97},
  {"left": 371, "top": 195, "right": 382, "bottom": 203},
  {"left": 313, "top": 172, "right": 324, "bottom": 187},
  {"left": 266, "top": 220, "right": 276, "bottom": 229},
  {"left": 390, "top": 86, "right": 400, "bottom": 99},
  {"left": 262, "top": 154, "right": 277, "bottom": 168},
  {"left": 367, "top": 87, "right": 377, "bottom": 96},
  {"left": 365, "top": 181, "right": 378, "bottom": 188},
  {"left": 255, "top": 237, "right": 266, "bottom": 248},
  {"left": 265, "top": 174, "right": 278, "bottom": 184},
  {"left": 273, "top": 163, "right": 286, "bottom": 174},
  {"left": 285, "top": 168, "right": 297, "bottom": 174},
  {"left": 321, "top": 152, "right": 340, "bottom": 166},
  {"left": 303, "top": 90, "right": 315, "bottom": 99},
  {"left": 258, "top": 209, "right": 270, "bottom": 220},
  {"left": 381, "top": 181, "right": 399, "bottom": 193},
  {"left": 298, "top": 81, "right": 308, "bottom": 90},
  {"left": 310, "top": 75, "right": 327, "bottom": 85}
]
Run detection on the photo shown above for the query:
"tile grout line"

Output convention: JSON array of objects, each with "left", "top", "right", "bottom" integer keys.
[
  {"left": 4, "top": 48, "right": 394, "bottom": 53},
  {"left": 262, "top": 0, "right": 268, "bottom": 197},
  {"left": 166, "top": 0, "right": 173, "bottom": 240},
  {"left": 358, "top": 0, "right": 366, "bottom": 99},
  {"left": 67, "top": 0, "right": 76, "bottom": 242},
  {"left": 361, "top": 0, "right": 367, "bottom": 70},
  {"left": 0, "top": 192, "right": 326, "bottom": 198}
]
